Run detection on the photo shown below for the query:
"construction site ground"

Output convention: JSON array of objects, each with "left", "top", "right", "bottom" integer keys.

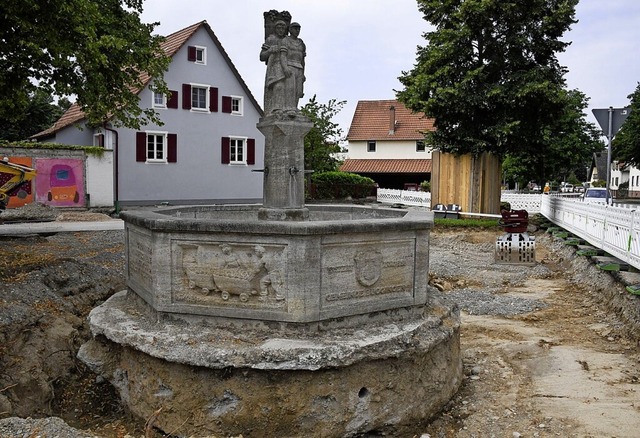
[{"left": 0, "top": 205, "right": 639, "bottom": 437}]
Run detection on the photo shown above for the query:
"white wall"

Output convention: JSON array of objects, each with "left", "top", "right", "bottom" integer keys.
[
  {"left": 629, "top": 167, "right": 640, "bottom": 191},
  {"left": 347, "top": 140, "right": 432, "bottom": 159},
  {"left": 86, "top": 151, "right": 114, "bottom": 207}
]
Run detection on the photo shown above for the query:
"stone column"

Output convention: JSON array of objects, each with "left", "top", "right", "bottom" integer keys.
[{"left": 257, "top": 113, "right": 313, "bottom": 221}]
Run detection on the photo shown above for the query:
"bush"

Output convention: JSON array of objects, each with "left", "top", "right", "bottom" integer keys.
[
  {"left": 618, "top": 181, "right": 629, "bottom": 198},
  {"left": 309, "top": 171, "right": 376, "bottom": 200},
  {"left": 419, "top": 180, "right": 431, "bottom": 192}
]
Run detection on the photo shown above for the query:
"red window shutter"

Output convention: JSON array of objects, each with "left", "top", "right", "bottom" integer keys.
[
  {"left": 221, "top": 137, "right": 230, "bottom": 164},
  {"left": 168, "top": 134, "right": 177, "bottom": 163},
  {"left": 222, "top": 96, "right": 232, "bottom": 113},
  {"left": 210, "top": 87, "right": 219, "bottom": 112},
  {"left": 182, "top": 84, "right": 191, "bottom": 109},
  {"left": 187, "top": 46, "right": 196, "bottom": 62},
  {"left": 136, "top": 132, "right": 147, "bottom": 162},
  {"left": 167, "top": 90, "right": 178, "bottom": 109},
  {"left": 247, "top": 138, "right": 255, "bottom": 165}
]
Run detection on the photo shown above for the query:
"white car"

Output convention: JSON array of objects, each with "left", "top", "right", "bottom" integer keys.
[
  {"left": 582, "top": 187, "right": 613, "bottom": 205},
  {"left": 561, "top": 184, "right": 574, "bottom": 193}
]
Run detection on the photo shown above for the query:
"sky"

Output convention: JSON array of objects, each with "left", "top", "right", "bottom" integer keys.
[{"left": 140, "top": 0, "right": 640, "bottom": 137}]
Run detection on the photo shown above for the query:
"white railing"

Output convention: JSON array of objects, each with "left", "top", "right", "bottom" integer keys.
[
  {"left": 376, "top": 188, "right": 640, "bottom": 269},
  {"left": 500, "top": 193, "right": 542, "bottom": 213},
  {"left": 541, "top": 196, "right": 640, "bottom": 270},
  {"left": 376, "top": 188, "right": 543, "bottom": 213},
  {"left": 376, "top": 188, "right": 431, "bottom": 208}
]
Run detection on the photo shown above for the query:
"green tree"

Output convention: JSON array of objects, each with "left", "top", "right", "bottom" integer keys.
[
  {"left": 300, "top": 95, "right": 346, "bottom": 173},
  {"left": 613, "top": 83, "right": 640, "bottom": 166},
  {"left": 503, "top": 89, "right": 603, "bottom": 185},
  {"left": 397, "top": 0, "right": 578, "bottom": 159},
  {"left": 0, "top": 89, "right": 70, "bottom": 141},
  {"left": 1, "top": 0, "right": 170, "bottom": 130}
]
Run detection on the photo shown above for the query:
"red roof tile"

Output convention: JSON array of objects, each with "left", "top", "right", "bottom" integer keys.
[
  {"left": 340, "top": 159, "right": 432, "bottom": 174},
  {"left": 346, "top": 100, "right": 435, "bottom": 141},
  {"left": 32, "top": 104, "right": 87, "bottom": 139},
  {"left": 137, "top": 21, "right": 203, "bottom": 86}
]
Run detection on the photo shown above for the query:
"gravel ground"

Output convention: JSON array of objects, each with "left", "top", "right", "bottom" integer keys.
[
  {"left": 0, "top": 417, "right": 99, "bottom": 438},
  {"left": 1, "top": 207, "right": 639, "bottom": 437}
]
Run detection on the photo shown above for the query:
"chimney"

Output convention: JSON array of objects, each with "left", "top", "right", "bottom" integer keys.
[{"left": 388, "top": 105, "right": 396, "bottom": 135}]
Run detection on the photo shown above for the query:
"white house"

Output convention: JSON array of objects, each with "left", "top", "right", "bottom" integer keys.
[
  {"left": 33, "top": 21, "right": 264, "bottom": 207},
  {"left": 341, "top": 100, "right": 435, "bottom": 189}
]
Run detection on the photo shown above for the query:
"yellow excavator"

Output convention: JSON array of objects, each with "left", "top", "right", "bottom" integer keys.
[{"left": 0, "top": 157, "right": 37, "bottom": 211}]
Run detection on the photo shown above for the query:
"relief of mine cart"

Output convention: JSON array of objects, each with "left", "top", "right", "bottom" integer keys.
[
  {"left": 213, "top": 266, "right": 264, "bottom": 302},
  {"left": 184, "top": 264, "right": 217, "bottom": 294},
  {"left": 182, "top": 243, "right": 279, "bottom": 303}
]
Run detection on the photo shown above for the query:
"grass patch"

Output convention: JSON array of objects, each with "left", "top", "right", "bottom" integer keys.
[{"left": 434, "top": 218, "right": 499, "bottom": 228}]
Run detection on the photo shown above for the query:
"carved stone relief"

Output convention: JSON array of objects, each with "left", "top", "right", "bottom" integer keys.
[
  {"left": 174, "top": 241, "right": 287, "bottom": 307},
  {"left": 322, "top": 240, "right": 415, "bottom": 305}
]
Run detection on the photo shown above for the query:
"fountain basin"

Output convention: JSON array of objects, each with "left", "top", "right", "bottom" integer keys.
[{"left": 120, "top": 204, "right": 433, "bottom": 330}]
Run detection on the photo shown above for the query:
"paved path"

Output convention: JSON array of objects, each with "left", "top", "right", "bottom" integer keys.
[{"left": 0, "top": 220, "right": 124, "bottom": 236}]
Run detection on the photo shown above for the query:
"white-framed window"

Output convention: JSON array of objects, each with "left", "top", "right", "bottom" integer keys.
[
  {"left": 153, "top": 91, "right": 167, "bottom": 108},
  {"left": 231, "top": 96, "right": 243, "bottom": 115},
  {"left": 367, "top": 140, "right": 376, "bottom": 153},
  {"left": 195, "top": 46, "right": 206, "bottom": 64},
  {"left": 416, "top": 140, "right": 426, "bottom": 152},
  {"left": 146, "top": 131, "right": 168, "bottom": 163},
  {"left": 191, "top": 84, "right": 209, "bottom": 111},
  {"left": 229, "top": 137, "right": 246, "bottom": 164}
]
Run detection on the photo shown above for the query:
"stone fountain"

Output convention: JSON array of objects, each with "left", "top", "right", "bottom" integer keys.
[{"left": 78, "top": 11, "right": 461, "bottom": 437}]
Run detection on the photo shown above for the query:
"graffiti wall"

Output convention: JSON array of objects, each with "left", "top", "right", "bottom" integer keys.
[
  {"left": 35, "top": 158, "right": 85, "bottom": 207},
  {"left": 3, "top": 157, "right": 85, "bottom": 208}
]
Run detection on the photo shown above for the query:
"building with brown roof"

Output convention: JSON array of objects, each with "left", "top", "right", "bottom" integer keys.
[
  {"left": 32, "top": 21, "right": 264, "bottom": 207},
  {"left": 341, "top": 100, "right": 435, "bottom": 189}
]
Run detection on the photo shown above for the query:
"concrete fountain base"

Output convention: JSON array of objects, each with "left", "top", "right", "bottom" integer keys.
[
  {"left": 78, "top": 203, "right": 462, "bottom": 436},
  {"left": 79, "top": 290, "right": 461, "bottom": 437}
]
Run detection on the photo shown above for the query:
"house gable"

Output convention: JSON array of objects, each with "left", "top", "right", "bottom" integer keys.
[
  {"left": 30, "top": 20, "right": 266, "bottom": 206},
  {"left": 31, "top": 21, "right": 263, "bottom": 140}
]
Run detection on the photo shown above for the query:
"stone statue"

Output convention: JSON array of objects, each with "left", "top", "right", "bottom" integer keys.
[
  {"left": 260, "top": 11, "right": 305, "bottom": 115},
  {"left": 260, "top": 19, "right": 288, "bottom": 114},
  {"left": 282, "top": 22, "right": 306, "bottom": 110}
]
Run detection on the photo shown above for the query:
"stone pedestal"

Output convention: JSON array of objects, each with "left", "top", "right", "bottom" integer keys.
[
  {"left": 257, "top": 112, "right": 313, "bottom": 221},
  {"left": 79, "top": 198, "right": 464, "bottom": 437},
  {"left": 79, "top": 291, "right": 461, "bottom": 438}
]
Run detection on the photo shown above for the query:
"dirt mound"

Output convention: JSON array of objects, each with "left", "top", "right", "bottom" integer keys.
[{"left": 0, "top": 231, "right": 127, "bottom": 434}]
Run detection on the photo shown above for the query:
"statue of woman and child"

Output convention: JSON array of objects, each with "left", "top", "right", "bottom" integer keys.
[{"left": 260, "top": 11, "right": 306, "bottom": 116}]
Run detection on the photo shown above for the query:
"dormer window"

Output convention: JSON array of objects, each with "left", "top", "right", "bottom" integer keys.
[{"left": 187, "top": 45, "right": 206, "bottom": 65}]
